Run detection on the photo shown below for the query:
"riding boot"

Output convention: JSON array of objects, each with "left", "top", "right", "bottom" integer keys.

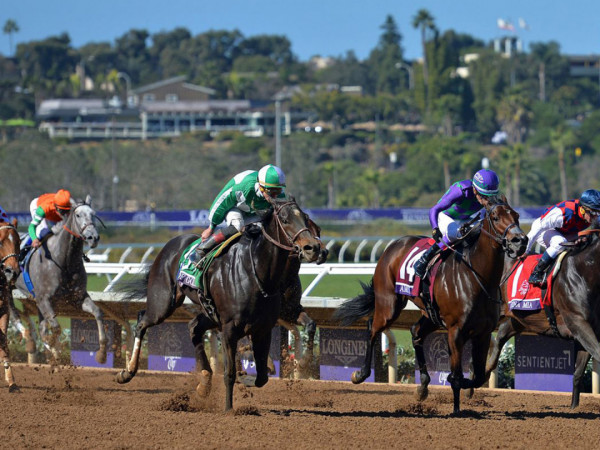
[
  {"left": 414, "top": 244, "right": 442, "bottom": 279},
  {"left": 528, "top": 252, "right": 554, "bottom": 286},
  {"left": 189, "top": 225, "right": 239, "bottom": 263}
]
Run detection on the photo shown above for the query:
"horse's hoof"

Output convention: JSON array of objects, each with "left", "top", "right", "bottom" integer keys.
[
  {"left": 254, "top": 375, "right": 269, "bottom": 388},
  {"left": 351, "top": 371, "right": 365, "bottom": 384},
  {"left": 8, "top": 384, "right": 20, "bottom": 393},
  {"left": 95, "top": 352, "right": 107, "bottom": 365},
  {"left": 416, "top": 386, "right": 429, "bottom": 402},
  {"left": 196, "top": 370, "right": 212, "bottom": 397},
  {"left": 115, "top": 370, "right": 132, "bottom": 384}
]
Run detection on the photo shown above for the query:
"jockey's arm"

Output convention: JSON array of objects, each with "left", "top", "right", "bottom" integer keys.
[
  {"left": 526, "top": 208, "right": 564, "bottom": 253},
  {"left": 207, "top": 187, "right": 239, "bottom": 233},
  {"left": 429, "top": 186, "right": 463, "bottom": 230},
  {"left": 28, "top": 206, "right": 45, "bottom": 246}
]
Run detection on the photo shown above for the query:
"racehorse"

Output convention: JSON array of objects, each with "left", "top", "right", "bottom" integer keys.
[
  {"left": 0, "top": 219, "right": 20, "bottom": 391},
  {"left": 11, "top": 196, "right": 105, "bottom": 363},
  {"left": 483, "top": 229, "right": 600, "bottom": 408},
  {"left": 334, "top": 196, "right": 528, "bottom": 413},
  {"left": 115, "top": 197, "right": 323, "bottom": 411}
]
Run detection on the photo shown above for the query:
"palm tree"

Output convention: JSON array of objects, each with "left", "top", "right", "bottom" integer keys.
[
  {"left": 3, "top": 19, "right": 19, "bottom": 56},
  {"left": 412, "top": 9, "right": 436, "bottom": 110},
  {"left": 550, "top": 126, "right": 576, "bottom": 200}
]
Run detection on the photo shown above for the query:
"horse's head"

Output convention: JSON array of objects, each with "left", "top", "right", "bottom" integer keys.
[
  {"left": 66, "top": 196, "right": 100, "bottom": 249},
  {"left": 266, "top": 197, "right": 323, "bottom": 263},
  {"left": 483, "top": 196, "right": 528, "bottom": 258},
  {"left": 0, "top": 218, "right": 20, "bottom": 284}
]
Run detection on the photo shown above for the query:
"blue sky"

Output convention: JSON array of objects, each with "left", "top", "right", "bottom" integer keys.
[{"left": 2, "top": 0, "right": 599, "bottom": 61}]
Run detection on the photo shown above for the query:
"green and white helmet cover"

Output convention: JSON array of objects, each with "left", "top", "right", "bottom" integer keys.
[{"left": 258, "top": 164, "right": 286, "bottom": 188}]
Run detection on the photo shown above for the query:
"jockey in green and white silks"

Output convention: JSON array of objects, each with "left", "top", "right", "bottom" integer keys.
[{"left": 189, "top": 164, "right": 286, "bottom": 263}]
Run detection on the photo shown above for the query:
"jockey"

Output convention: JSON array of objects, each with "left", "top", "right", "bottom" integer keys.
[
  {"left": 188, "top": 164, "right": 286, "bottom": 263},
  {"left": 526, "top": 189, "right": 600, "bottom": 285},
  {"left": 26, "top": 189, "right": 72, "bottom": 249},
  {"left": 413, "top": 169, "right": 500, "bottom": 279}
]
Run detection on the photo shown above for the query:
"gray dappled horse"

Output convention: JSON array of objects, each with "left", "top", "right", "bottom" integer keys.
[{"left": 11, "top": 195, "right": 105, "bottom": 363}]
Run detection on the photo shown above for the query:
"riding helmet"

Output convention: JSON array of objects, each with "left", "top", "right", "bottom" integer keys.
[
  {"left": 579, "top": 189, "right": 600, "bottom": 211},
  {"left": 54, "top": 189, "right": 72, "bottom": 211},
  {"left": 472, "top": 169, "right": 500, "bottom": 196},
  {"left": 258, "top": 165, "right": 286, "bottom": 189}
]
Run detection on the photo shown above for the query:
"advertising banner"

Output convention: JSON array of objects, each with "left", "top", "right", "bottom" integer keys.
[
  {"left": 147, "top": 322, "right": 196, "bottom": 372},
  {"left": 414, "top": 332, "right": 472, "bottom": 386},
  {"left": 71, "top": 319, "right": 115, "bottom": 368},
  {"left": 319, "top": 327, "right": 374, "bottom": 382},
  {"left": 514, "top": 334, "right": 574, "bottom": 392}
]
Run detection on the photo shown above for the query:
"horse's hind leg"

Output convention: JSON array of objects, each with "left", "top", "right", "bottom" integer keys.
[
  {"left": 411, "top": 315, "right": 439, "bottom": 401},
  {"left": 0, "top": 299, "right": 17, "bottom": 392},
  {"left": 571, "top": 343, "right": 591, "bottom": 409},
  {"left": 221, "top": 324, "right": 242, "bottom": 411},
  {"left": 9, "top": 299, "right": 38, "bottom": 357},
  {"left": 188, "top": 314, "right": 215, "bottom": 397},
  {"left": 81, "top": 295, "right": 108, "bottom": 364},
  {"left": 116, "top": 310, "right": 150, "bottom": 383}
]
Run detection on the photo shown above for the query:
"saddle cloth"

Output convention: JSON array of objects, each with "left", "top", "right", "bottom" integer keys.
[
  {"left": 395, "top": 237, "right": 436, "bottom": 296},
  {"left": 176, "top": 232, "right": 241, "bottom": 290},
  {"left": 506, "top": 254, "right": 555, "bottom": 311}
]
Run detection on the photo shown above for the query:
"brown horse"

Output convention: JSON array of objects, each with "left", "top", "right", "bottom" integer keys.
[
  {"left": 0, "top": 219, "right": 21, "bottom": 391},
  {"left": 334, "top": 197, "right": 528, "bottom": 413},
  {"left": 116, "top": 197, "right": 323, "bottom": 411},
  {"left": 483, "top": 229, "right": 600, "bottom": 408}
]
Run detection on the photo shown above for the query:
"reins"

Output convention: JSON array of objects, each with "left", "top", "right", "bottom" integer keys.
[{"left": 261, "top": 199, "right": 310, "bottom": 254}]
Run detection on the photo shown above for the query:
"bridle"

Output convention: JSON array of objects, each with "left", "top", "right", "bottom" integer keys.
[
  {"left": 260, "top": 199, "right": 312, "bottom": 255},
  {"left": 0, "top": 224, "right": 19, "bottom": 267},
  {"left": 62, "top": 203, "right": 97, "bottom": 241},
  {"left": 479, "top": 203, "right": 521, "bottom": 255}
]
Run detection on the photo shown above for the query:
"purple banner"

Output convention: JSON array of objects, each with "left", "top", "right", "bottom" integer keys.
[
  {"left": 319, "top": 327, "right": 374, "bottom": 382},
  {"left": 8, "top": 206, "right": 547, "bottom": 228},
  {"left": 514, "top": 335, "right": 574, "bottom": 392},
  {"left": 70, "top": 318, "right": 114, "bottom": 368},
  {"left": 414, "top": 332, "right": 471, "bottom": 386},
  {"left": 147, "top": 322, "right": 196, "bottom": 372}
]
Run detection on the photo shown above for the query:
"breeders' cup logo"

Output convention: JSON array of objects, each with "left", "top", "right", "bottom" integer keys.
[
  {"left": 161, "top": 325, "right": 183, "bottom": 357},
  {"left": 427, "top": 335, "right": 450, "bottom": 372},
  {"left": 165, "top": 356, "right": 181, "bottom": 371},
  {"left": 518, "top": 279, "right": 530, "bottom": 296}
]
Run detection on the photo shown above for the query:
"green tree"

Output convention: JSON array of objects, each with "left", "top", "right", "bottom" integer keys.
[
  {"left": 3, "top": 19, "right": 19, "bottom": 56},
  {"left": 550, "top": 124, "right": 576, "bottom": 199},
  {"left": 412, "top": 9, "right": 436, "bottom": 111},
  {"left": 367, "top": 15, "right": 404, "bottom": 95}
]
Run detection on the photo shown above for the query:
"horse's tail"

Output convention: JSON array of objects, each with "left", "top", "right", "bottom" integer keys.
[
  {"left": 332, "top": 279, "right": 375, "bottom": 326},
  {"left": 114, "top": 270, "right": 150, "bottom": 301}
]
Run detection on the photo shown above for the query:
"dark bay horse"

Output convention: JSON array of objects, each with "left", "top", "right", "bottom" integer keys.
[
  {"left": 484, "top": 229, "right": 600, "bottom": 408},
  {"left": 0, "top": 219, "right": 21, "bottom": 391},
  {"left": 334, "top": 197, "right": 528, "bottom": 413},
  {"left": 116, "top": 198, "right": 322, "bottom": 411},
  {"left": 11, "top": 196, "right": 104, "bottom": 363}
]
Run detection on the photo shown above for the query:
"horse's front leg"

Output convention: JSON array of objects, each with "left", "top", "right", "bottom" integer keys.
[
  {"left": 0, "top": 298, "right": 17, "bottom": 392},
  {"left": 411, "top": 315, "right": 439, "bottom": 401},
  {"left": 10, "top": 298, "right": 39, "bottom": 358},
  {"left": 81, "top": 295, "right": 107, "bottom": 364},
  {"left": 446, "top": 326, "right": 466, "bottom": 414},
  {"left": 188, "top": 314, "right": 215, "bottom": 397},
  {"left": 251, "top": 330, "right": 272, "bottom": 388},
  {"left": 571, "top": 343, "right": 591, "bottom": 409}
]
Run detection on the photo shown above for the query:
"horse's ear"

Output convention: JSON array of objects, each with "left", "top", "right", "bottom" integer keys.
[
  {"left": 12, "top": 218, "right": 17, "bottom": 228},
  {"left": 85, "top": 195, "right": 92, "bottom": 206}
]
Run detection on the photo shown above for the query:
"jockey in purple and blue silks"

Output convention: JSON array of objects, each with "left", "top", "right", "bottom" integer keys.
[{"left": 413, "top": 169, "right": 500, "bottom": 279}]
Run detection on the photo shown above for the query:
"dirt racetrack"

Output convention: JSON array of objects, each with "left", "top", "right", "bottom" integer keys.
[{"left": 2, "top": 364, "right": 600, "bottom": 449}]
